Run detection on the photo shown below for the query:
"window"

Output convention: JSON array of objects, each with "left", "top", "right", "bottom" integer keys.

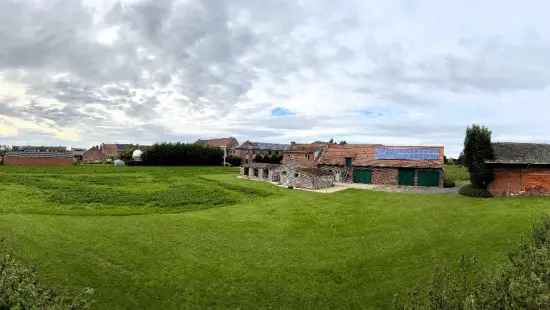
[
  {"left": 345, "top": 157, "right": 353, "bottom": 167},
  {"left": 294, "top": 173, "right": 299, "bottom": 178}
]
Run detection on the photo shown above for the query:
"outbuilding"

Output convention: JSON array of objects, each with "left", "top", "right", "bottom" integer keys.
[
  {"left": 318, "top": 144, "right": 444, "bottom": 187},
  {"left": 487, "top": 143, "right": 550, "bottom": 196}
]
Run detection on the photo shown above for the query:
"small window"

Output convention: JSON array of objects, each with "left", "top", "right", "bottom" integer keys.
[
  {"left": 282, "top": 171, "right": 287, "bottom": 175},
  {"left": 294, "top": 173, "right": 299, "bottom": 178},
  {"left": 345, "top": 157, "right": 353, "bottom": 167}
]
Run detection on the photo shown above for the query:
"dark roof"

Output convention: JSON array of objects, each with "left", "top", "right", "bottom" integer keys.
[
  {"left": 236, "top": 141, "right": 289, "bottom": 151},
  {"left": 487, "top": 142, "right": 550, "bottom": 165}
]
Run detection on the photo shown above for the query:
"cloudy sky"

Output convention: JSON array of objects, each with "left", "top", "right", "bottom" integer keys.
[{"left": 1, "top": 0, "right": 550, "bottom": 156}]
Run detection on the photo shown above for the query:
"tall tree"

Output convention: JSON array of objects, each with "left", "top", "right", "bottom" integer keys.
[{"left": 463, "top": 125, "right": 494, "bottom": 188}]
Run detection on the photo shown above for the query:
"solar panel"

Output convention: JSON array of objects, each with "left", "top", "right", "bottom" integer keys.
[{"left": 375, "top": 147, "right": 439, "bottom": 160}]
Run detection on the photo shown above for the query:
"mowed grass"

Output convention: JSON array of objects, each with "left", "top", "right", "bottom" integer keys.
[{"left": 0, "top": 166, "right": 549, "bottom": 309}]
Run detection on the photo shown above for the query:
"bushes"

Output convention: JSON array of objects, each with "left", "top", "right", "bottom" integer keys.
[
  {"left": 459, "top": 184, "right": 492, "bottom": 198},
  {"left": 395, "top": 216, "right": 550, "bottom": 309},
  {"left": 142, "top": 143, "right": 224, "bottom": 166},
  {"left": 225, "top": 156, "right": 242, "bottom": 166},
  {"left": 0, "top": 247, "right": 93, "bottom": 309},
  {"left": 443, "top": 177, "right": 456, "bottom": 188},
  {"left": 254, "top": 154, "right": 283, "bottom": 164}
]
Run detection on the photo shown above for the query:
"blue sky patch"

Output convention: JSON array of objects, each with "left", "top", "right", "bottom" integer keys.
[{"left": 271, "top": 107, "right": 295, "bottom": 117}]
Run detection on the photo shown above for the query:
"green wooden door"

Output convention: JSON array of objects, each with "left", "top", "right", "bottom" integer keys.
[
  {"left": 353, "top": 169, "right": 372, "bottom": 184},
  {"left": 398, "top": 169, "right": 415, "bottom": 186},
  {"left": 417, "top": 170, "right": 440, "bottom": 187}
]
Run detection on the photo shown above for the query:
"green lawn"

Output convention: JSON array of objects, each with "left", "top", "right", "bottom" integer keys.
[{"left": 0, "top": 166, "right": 549, "bottom": 309}]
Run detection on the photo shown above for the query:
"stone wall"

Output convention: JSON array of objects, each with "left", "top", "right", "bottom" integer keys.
[{"left": 489, "top": 167, "right": 550, "bottom": 196}]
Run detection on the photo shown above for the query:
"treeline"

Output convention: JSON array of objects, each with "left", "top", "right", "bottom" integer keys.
[{"left": 142, "top": 143, "right": 224, "bottom": 166}]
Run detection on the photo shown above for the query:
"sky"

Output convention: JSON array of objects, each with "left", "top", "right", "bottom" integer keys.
[{"left": 1, "top": 1, "right": 550, "bottom": 156}]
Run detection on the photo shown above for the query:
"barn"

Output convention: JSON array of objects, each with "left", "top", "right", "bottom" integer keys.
[
  {"left": 319, "top": 144, "right": 444, "bottom": 187},
  {"left": 487, "top": 142, "right": 550, "bottom": 196}
]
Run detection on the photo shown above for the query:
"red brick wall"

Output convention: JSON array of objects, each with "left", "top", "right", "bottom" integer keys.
[
  {"left": 4, "top": 156, "right": 73, "bottom": 166},
  {"left": 489, "top": 167, "right": 550, "bottom": 196},
  {"left": 372, "top": 168, "right": 398, "bottom": 185},
  {"left": 82, "top": 148, "right": 105, "bottom": 162}
]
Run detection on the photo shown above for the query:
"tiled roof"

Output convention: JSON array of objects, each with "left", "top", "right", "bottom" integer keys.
[
  {"left": 287, "top": 143, "right": 327, "bottom": 153},
  {"left": 319, "top": 144, "right": 444, "bottom": 168},
  {"left": 196, "top": 137, "right": 239, "bottom": 148},
  {"left": 487, "top": 142, "right": 550, "bottom": 165}
]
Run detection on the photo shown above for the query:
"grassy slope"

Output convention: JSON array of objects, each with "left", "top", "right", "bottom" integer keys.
[{"left": 0, "top": 166, "right": 548, "bottom": 309}]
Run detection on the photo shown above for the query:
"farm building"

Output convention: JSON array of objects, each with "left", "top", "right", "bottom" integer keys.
[
  {"left": 319, "top": 144, "right": 444, "bottom": 187},
  {"left": 234, "top": 141, "right": 289, "bottom": 164},
  {"left": 240, "top": 163, "right": 282, "bottom": 182},
  {"left": 82, "top": 143, "right": 133, "bottom": 163},
  {"left": 195, "top": 137, "right": 239, "bottom": 155},
  {"left": 487, "top": 142, "right": 550, "bottom": 196},
  {"left": 240, "top": 142, "right": 444, "bottom": 190},
  {"left": 3, "top": 151, "right": 74, "bottom": 166}
]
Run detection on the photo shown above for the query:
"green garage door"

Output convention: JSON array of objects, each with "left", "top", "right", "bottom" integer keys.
[
  {"left": 398, "top": 169, "right": 415, "bottom": 186},
  {"left": 353, "top": 169, "right": 372, "bottom": 184},
  {"left": 417, "top": 170, "right": 440, "bottom": 187}
]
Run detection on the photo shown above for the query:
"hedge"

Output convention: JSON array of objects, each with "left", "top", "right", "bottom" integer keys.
[{"left": 142, "top": 143, "right": 224, "bottom": 166}]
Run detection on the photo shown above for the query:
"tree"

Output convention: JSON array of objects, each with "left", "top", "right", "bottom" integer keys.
[{"left": 463, "top": 124, "right": 494, "bottom": 189}]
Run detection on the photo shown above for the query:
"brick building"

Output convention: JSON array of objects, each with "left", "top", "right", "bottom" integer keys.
[
  {"left": 240, "top": 142, "right": 444, "bottom": 190},
  {"left": 195, "top": 137, "right": 239, "bottom": 155},
  {"left": 487, "top": 142, "right": 550, "bottom": 196},
  {"left": 234, "top": 141, "right": 289, "bottom": 163},
  {"left": 82, "top": 143, "right": 132, "bottom": 163},
  {"left": 3, "top": 151, "right": 74, "bottom": 166},
  {"left": 319, "top": 144, "right": 444, "bottom": 187}
]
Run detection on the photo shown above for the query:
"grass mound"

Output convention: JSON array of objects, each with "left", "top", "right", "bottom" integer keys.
[{"left": 0, "top": 166, "right": 267, "bottom": 215}]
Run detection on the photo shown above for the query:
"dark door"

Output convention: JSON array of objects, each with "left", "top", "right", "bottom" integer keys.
[
  {"left": 417, "top": 170, "right": 440, "bottom": 187},
  {"left": 353, "top": 169, "right": 372, "bottom": 184},
  {"left": 398, "top": 169, "right": 415, "bottom": 186}
]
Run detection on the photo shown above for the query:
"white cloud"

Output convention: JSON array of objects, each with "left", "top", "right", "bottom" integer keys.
[{"left": 1, "top": 0, "right": 550, "bottom": 155}]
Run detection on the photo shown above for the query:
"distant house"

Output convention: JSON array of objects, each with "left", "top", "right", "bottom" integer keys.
[
  {"left": 71, "top": 148, "right": 86, "bottom": 162},
  {"left": 82, "top": 143, "right": 133, "bottom": 163},
  {"left": 487, "top": 142, "right": 550, "bottom": 196},
  {"left": 3, "top": 146, "right": 74, "bottom": 166},
  {"left": 195, "top": 137, "right": 239, "bottom": 156},
  {"left": 240, "top": 142, "right": 444, "bottom": 190},
  {"left": 234, "top": 141, "right": 289, "bottom": 164}
]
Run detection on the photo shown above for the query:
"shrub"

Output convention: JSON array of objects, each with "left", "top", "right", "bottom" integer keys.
[
  {"left": 463, "top": 125, "right": 494, "bottom": 189},
  {"left": 226, "top": 156, "right": 242, "bottom": 166},
  {"left": 443, "top": 177, "right": 456, "bottom": 188},
  {"left": 0, "top": 246, "right": 93, "bottom": 309},
  {"left": 254, "top": 154, "right": 283, "bottom": 164},
  {"left": 142, "top": 143, "right": 224, "bottom": 166},
  {"left": 394, "top": 216, "right": 550, "bottom": 309},
  {"left": 458, "top": 184, "right": 492, "bottom": 198}
]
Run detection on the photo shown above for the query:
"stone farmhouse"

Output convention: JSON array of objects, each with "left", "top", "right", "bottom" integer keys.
[
  {"left": 195, "top": 137, "right": 239, "bottom": 155},
  {"left": 234, "top": 141, "right": 290, "bottom": 164},
  {"left": 241, "top": 143, "right": 444, "bottom": 190},
  {"left": 82, "top": 143, "right": 133, "bottom": 163},
  {"left": 487, "top": 142, "right": 550, "bottom": 196},
  {"left": 3, "top": 146, "right": 74, "bottom": 166}
]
